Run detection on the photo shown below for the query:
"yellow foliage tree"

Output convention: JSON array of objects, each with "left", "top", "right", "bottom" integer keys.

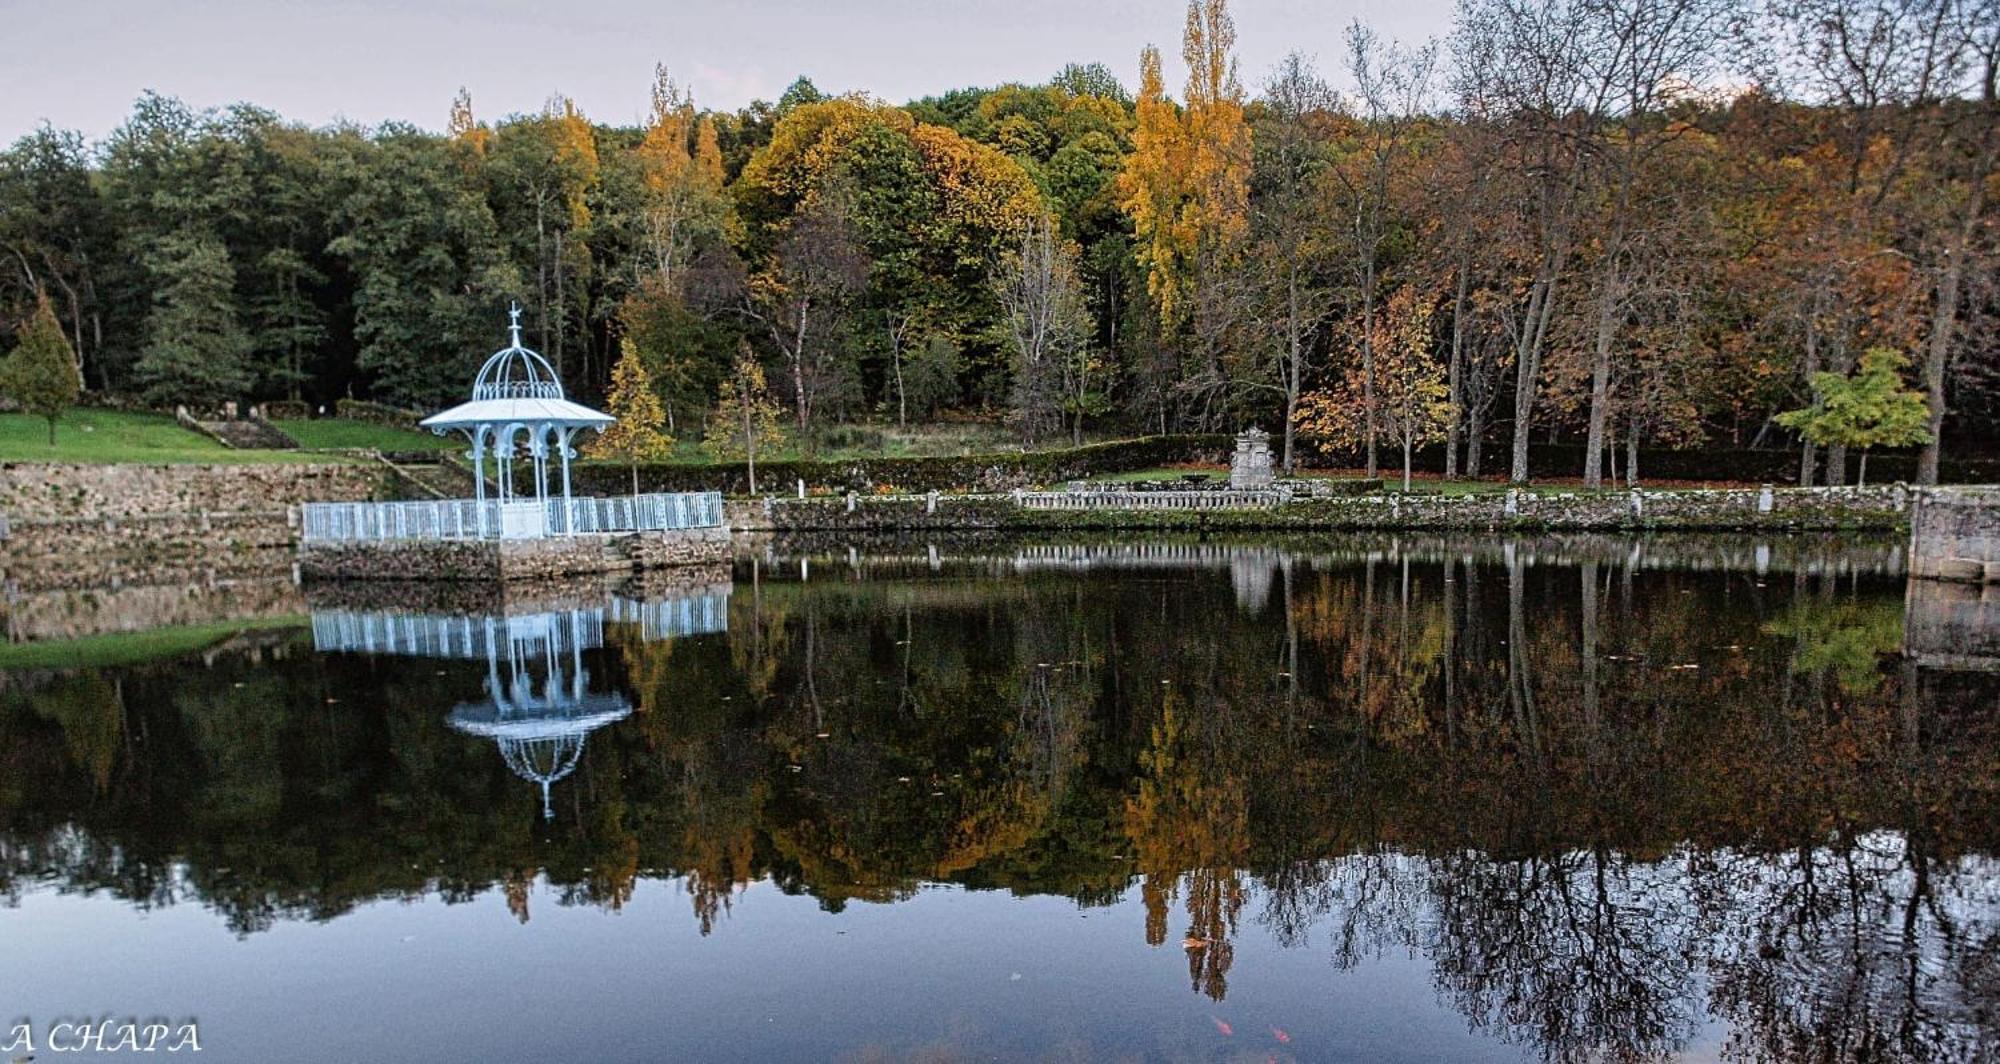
[
  {"left": 1297, "top": 288, "right": 1452, "bottom": 490},
  {"left": 703, "top": 345, "right": 786, "bottom": 494},
  {"left": 1115, "top": 0, "right": 1250, "bottom": 328},
  {"left": 586, "top": 338, "right": 674, "bottom": 494}
]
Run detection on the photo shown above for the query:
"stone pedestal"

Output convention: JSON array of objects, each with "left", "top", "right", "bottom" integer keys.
[{"left": 1230, "top": 427, "right": 1274, "bottom": 490}]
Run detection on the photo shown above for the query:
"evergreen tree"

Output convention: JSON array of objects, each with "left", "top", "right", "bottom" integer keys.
[
  {"left": 132, "top": 232, "right": 253, "bottom": 407},
  {"left": 1, "top": 294, "right": 81, "bottom": 444},
  {"left": 1776, "top": 348, "right": 1931, "bottom": 487},
  {"left": 586, "top": 338, "right": 675, "bottom": 494}
]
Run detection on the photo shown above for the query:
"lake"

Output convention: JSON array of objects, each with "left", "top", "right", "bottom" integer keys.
[{"left": 2, "top": 533, "right": 1995, "bottom": 1062}]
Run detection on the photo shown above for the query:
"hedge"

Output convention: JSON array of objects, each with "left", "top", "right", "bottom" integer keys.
[
  {"left": 1306, "top": 441, "right": 2000, "bottom": 485},
  {"left": 574, "top": 434, "right": 1233, "bottom": 495},
  {"left": 333, "top": 399, "right": 426, "bottom": 431}
]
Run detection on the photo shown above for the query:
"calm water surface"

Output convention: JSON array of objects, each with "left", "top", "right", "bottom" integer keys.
[{"left": 2, "top": 534, "right": 1996, "bottom": 1062}]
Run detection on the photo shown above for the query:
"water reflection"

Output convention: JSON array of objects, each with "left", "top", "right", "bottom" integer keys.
[
  {"left": 308, "top": 588, "right": 728, "bottom": 819},
  {"left": 1, "top": 535, "right": 1995, "bottom": 1061}
]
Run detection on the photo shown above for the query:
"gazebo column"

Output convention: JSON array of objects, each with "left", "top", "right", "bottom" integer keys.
[
  {"left": 558, "top": 427, "right": 576, "bottom": 535},
  {"left": 469, "top": 426, "right": 489, "bottom": 538}
]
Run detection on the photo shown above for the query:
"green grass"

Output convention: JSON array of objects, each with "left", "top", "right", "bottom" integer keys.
[
  {"left": 272, "top": 418, "right": 455, "bottom": 452},
  {"left": 0, "top": 616, "right": 307, "bottom": 670},
  {"left": 0, "top": 411, "right": 341, "bottom": 464}
]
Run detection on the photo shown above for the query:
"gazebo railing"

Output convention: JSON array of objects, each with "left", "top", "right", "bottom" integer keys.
[{"left": 301, "top": 492, "right": 724, "bottom": 543}]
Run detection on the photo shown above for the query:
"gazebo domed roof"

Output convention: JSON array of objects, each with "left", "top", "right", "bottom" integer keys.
[
  {"left": 472, "top": 344, "right": 564, "bottom": 402},
  {"left": 419, "top": 304, "right": 614, "bottom": 433}
]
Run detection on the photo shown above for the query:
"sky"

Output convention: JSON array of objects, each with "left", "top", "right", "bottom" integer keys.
[{"left": 0, "top": 0, "right": 1459, "bottom": 144}]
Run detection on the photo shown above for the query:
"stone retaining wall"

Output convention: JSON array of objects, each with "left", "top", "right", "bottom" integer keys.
[
  {"left": 0, "top": 462, "right": 390, "bottom": 521},
  {"left": 1908, "top": 487, "right": 2000, "bottom": 582},
  {"left": 298, "top": 527, "right": 731, "bottom": 582},
  {"left": 731, "top": 485, "right": 1913, "bottom": 534}
]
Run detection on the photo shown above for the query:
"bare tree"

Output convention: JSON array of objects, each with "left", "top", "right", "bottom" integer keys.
[
  {"left": 742, "top": 191, "right": 867, "bottom": 453},
  {"left": 1339, "top": 23, "right": 1440, "bottom": 479},
  {"left": 997, "top": 212, "right": 1096, "bottom": 444},
  {"left": 1244, "top": 53, "right": 1342, "bottom": 473}
]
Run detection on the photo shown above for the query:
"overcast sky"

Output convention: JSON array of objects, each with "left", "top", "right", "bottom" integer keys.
[{"left": 1, "top": 0, "right": 1458, "bottom": 143}]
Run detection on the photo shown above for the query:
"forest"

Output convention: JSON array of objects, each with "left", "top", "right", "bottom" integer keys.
[{"left": 0, "top": 0, "right": 1994, "bottom": 484}]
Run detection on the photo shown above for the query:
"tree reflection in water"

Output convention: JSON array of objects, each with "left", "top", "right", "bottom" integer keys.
[{"left": 0, "top": 534, "right": 1994, "bottom": 1060}]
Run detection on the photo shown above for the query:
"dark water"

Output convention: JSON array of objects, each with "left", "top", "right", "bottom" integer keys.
[{"left": 2, "top": 534, "right": 1996, "bottom": 1063}]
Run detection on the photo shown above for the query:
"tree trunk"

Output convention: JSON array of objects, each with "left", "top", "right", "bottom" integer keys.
[
  {"left": 1446, "top": 252, "right": 1470, "bottom": 479},
  {"left": 1917, "top": 126, "right": 1992, "bottom": 485},
  {"left": 1466, "top": 402, "right": 1484, "bottom": 480},
  {"left": 1361, "top": 259, "right": 1379, "bottom": 479},
  {"left": 1825, "top": 443, "right": 1846, "bottom": 487},
  {"left": 1798, "top": 307, "right": 1821, "bottom": 487},
  {"left": 1510, "top": 275, "right": 1557, "bottom": 484},
  {"left": 1625, "top": 415, "right": 1640, "bottom": 488},
  {"left": 1402, "top": 434, "right": 1413, "bottom": 492},
  {"left": 1857, "top": 450, "right": 1869, "bottom": 488},
  {"left": 1583, "top": 275, "right": 1618, "bottom": 488}
]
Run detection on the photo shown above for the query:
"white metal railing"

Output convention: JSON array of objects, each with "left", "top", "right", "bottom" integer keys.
[
  {"left": 1016, "top": 489, "right": 1287, "bottom": 511},
  {"left": 300, "top": 492, "right": 724, "bottom": 543}
]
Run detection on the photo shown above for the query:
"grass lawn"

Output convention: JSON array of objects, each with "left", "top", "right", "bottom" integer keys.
[
  {"left": 0, "top": 410, "right": 342, "bottom": 464},
  {"left": 272, "top": 418, "right": 455, "bottom": 452},
  {"left": 0, "top": 616, "right": 307, "bottom": 670}
]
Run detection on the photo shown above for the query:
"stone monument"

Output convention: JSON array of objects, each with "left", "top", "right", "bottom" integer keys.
[{"left": 1230, "top": 427, "right": 1274, "bottom": 490}]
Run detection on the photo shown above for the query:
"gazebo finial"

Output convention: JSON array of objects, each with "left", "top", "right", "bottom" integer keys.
[{"left": 507, "top": 301, "right": 523, "bottom": 349}]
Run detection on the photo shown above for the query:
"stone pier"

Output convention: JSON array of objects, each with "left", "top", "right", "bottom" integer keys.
[
  {"left": 297, "top": 527, "right": 730, "bottom": 582},
  {"left": 1909, "top": 487, "right": 2000, "bottom": 583}
]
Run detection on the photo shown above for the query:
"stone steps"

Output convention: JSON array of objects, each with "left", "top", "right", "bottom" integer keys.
[{"left": 196, "top": 418, "right": 298, "bottom": 450}]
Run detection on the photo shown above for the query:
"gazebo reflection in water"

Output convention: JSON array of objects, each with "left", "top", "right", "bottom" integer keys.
[{"left": 310, "top": 588, "right": 728, "bottom": 819}]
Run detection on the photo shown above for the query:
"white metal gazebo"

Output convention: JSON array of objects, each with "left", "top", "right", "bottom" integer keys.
[
  {"left": 297, "top": 306, "right": 723, "bottom": 545},
  {"left": 420, "top": 305, "right": 613, "bottom": 538}
]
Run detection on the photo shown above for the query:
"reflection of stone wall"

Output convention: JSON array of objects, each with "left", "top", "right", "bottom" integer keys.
[
  {"left": 1904, "top": 579, "right": 2000, "bottom": 670},
  {"left": 2, "top": 576, "right": 304, "bottom": 642},
  {"left": 1909, "top": 487, "right": 2000, "bottom": 582},
  {"left": 298, "top": 527, "right": 730, "bottom": 582},
  {"left": 1, "top": 513, "right": 299, "bottom": 591},
  {"left": 0, "top": 462, "right": 388, "bottom": 520},
  {"left": 301, "top": 567, "right": 733, "bottom": 614}
]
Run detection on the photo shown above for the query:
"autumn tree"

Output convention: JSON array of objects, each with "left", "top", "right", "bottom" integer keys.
[
  {"left": 587, "top": 338, "right": 675, "bottom": 494},
  {"left": 704, "top": 344, "right": 785, "bottom": 493},
  {"left": 1242, "top": 53, "right": 1339, "bottom": 472},
  {"left": 743, "top": 188, "right": 867, "bottom": 451},
  {"left": 489, "top": 97, "right": 600, "bottom": 379},
  {"left": 1335, "top": 22, "right": 1438, "bottom": 478},
  {"left": 1, "top": 294, "right": 80, "bottom": 443},
  {"left": 1116, "top": 0, "right": 1250, "bottom": 430},
  {"left": 1297, "top": 288, "right": 1452, "bottom": 490}
]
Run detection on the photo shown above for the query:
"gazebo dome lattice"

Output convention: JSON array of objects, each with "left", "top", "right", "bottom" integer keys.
[{"left": 472, "top": 341, "right": 565, "bottom": 401}]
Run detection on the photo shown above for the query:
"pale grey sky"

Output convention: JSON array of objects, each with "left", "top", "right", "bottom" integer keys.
[{"left": 1, "top": 0, "right": 1458, "bottom": 143}]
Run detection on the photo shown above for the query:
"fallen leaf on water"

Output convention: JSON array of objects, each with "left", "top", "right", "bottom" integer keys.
[
  {"left": 1211, "top": 1016, "right": 1234, "bottom": 1036},
  {"left": 1184, "top": 936, "right": 1210, "bottom": 950},
  {"left": 1271, "top": 1026, "right": 1291, "bottom": 1044}
]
